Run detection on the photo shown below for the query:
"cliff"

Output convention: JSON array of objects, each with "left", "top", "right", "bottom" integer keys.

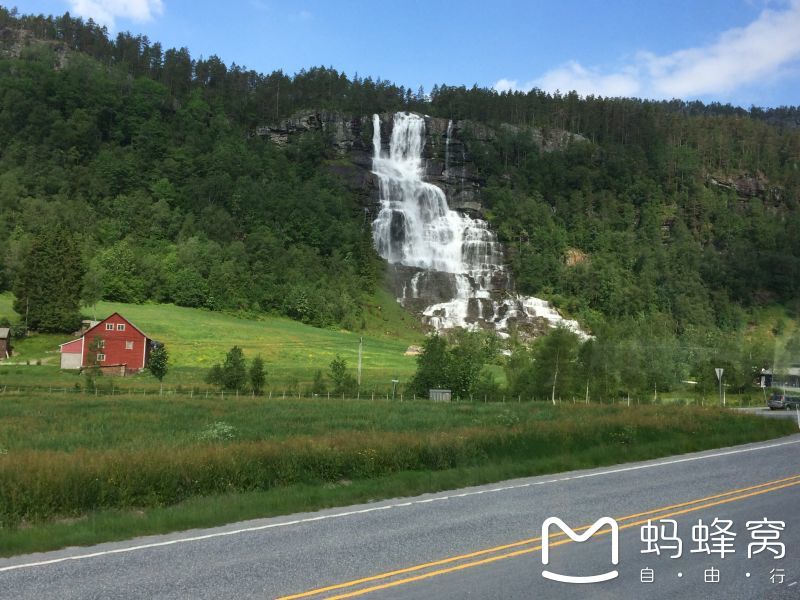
[{"left": 255, "top": 111, "right": 588, "bottom": 216}]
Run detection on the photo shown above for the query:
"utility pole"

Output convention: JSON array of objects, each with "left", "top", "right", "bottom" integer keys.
[
  {"left": 551, "top": 350, "right": 560, "bottom": 406},
  {"left": 357, "top": 337, "right": 363, "bottom": 387}
]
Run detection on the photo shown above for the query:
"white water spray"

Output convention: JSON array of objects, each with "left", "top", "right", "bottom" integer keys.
[{"left": 371, "top": 112, "right": 585, "bottom": 337}]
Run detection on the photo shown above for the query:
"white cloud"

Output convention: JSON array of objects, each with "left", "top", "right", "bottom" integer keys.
[
  {"left": 495, "top": 0, "right": 800, "bottom": 101},
  {"left": 68, "top": 0, "right": 164, "bottom": 30},
  {"left": 494, "top": 78, "right": 519, "bottom": 93},
  {"left": 535, "top": 61, "right": 641, "bottom": 98}
]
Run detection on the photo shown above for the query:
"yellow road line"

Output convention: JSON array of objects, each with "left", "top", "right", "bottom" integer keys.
[
  {"left": 277, "top": 474, "right": 800, "bottom": 600},
  {"left": 323, "top": 479, "right": 800, "bottom": 600}
]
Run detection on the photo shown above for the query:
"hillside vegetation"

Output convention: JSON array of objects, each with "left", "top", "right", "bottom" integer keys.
[
  {"left": 0, "top": 9, "right": 799, "bottom": 400},
  {"left": 1, "top": 9, "right": 799, "bottom": 335},
  {"left": 0, "top": 291, "right": 420, "bottom": 389}
]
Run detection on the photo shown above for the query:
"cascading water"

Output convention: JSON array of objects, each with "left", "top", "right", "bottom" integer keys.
[{"left": 371, "top": 112, "right": 585, "bottom": 338}]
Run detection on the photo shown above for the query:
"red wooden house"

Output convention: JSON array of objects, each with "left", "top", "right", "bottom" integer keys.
[{"left": 59, "top": 313, "right": 153, "bottom": 375}]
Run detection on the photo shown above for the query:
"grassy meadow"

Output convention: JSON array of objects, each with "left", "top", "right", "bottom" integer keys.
[
  {"left": 0, "top": 395, "right": 794, "bottom": 555},
  {"left": 0, "top": 290, "right": 422, "bottom": 391},
  {"left": 1, "top": 291, "right": 798, "bottom": 556}
]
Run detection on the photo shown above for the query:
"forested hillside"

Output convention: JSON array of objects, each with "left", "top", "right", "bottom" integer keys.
[
  {"left": 0, "top": 10, "right": 383, "bottom": 330},
  {"left": 1, "top": 8, "right": 798, "bottom": 343}
]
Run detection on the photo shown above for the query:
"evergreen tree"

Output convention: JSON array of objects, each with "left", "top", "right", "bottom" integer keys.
[
  {"left": 249, "top": 355, "right": 266, "bottom": 395},
  {"left": 206, "top": 346, "right": 248, "bottom": 392},
  {"left": 205, "top": 364, "right": 223, "bottom": 386},
  {"left": 221, "top": 346, "right": 248, "bottom": 392},
  {"left": 328, "top": 354, "right": 356, "bottom": 395},
  {"left": 12, "top": 228, "right": 85, "bottom": 333}
]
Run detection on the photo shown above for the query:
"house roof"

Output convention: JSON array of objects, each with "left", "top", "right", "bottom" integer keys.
[
  {"left": 0, "top": 327, "right": 10, "bottom": 339},
  {"left": 59, "top": 338, "right": 82, "bottom": 351},
  {"left": 82, "top": 312, "right": 151, "bottom": 340}
]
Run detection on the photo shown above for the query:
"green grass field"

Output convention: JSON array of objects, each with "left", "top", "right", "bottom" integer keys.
[
  {"left": 1, "top": 292, "right": 797, "bottom": 557},
  {"left": 0, "top": 394, "right": 793, "bottom": 556},
  {"left": 0, "top": 291, "right": 423, "bottom": 390}
]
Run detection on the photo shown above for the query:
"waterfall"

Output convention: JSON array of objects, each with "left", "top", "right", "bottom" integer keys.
[{"left": 371, "top": 112, "right": 586, "bottom": 338}]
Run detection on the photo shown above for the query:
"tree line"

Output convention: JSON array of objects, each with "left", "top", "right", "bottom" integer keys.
[
  {"left": 204, "top": 345, "right": 359, "bottom": 397},
  {"left": 411, "top": 325, "right": 799, "bottom": 402}
]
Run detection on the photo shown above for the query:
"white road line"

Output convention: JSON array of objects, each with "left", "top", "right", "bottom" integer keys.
[
  {"left": 1, "top": 437, "right": 798, "bottom": 573},
  {"left": 788, "top": 581, "right": 797, "bottom": 587}
]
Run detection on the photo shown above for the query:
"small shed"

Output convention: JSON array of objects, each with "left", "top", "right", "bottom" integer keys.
[
  {"left": 59, "top": 338, "right": 83, "bottom": 369},
  {"left": 0, "top": 327, "right": 11, "bottom": 360},
  {"left": 429, "top": 389, "right": 452, "bottom": 402}
]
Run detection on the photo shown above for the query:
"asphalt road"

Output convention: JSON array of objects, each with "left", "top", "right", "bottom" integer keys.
[{"left": 1, "top": 434, "right": 799, "bottom": 600}]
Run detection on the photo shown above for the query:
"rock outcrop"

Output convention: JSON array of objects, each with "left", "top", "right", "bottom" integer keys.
[
  {"left": 254, "top": 111, "right": 589, "bottom": 339},
  {"left": 707, "top": 172, "right": 783, "bottom": 201},
  {"left": 0, "top": 27, "right": 69, "bottom": 69},
  {"left": 255, "top": 110, "right": 590, "bottom": 217}
]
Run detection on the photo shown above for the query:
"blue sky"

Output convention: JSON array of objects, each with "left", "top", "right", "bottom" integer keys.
[{"left": 12, "top": 0, "right": 800, "bottom": 107}]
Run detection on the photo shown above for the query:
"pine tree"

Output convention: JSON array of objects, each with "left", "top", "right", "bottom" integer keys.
[
  {"left": 221, "top": 346, "right": 247, "bottom": 391},
  {"left": 249, "top": 355, "right": 266, "bottom": 395},
  {"left": 13, "top": 228, "right": 85, "bottom": 333},
  {"left": 329, "top": 354, "right": 355, "bottom": 395}
]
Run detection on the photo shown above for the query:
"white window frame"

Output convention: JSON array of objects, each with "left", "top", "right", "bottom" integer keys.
[
  {"left": 97, "top": 353, "right": 106, "bottom": 362},
  {"left": 125, "top": 340, "right": 134, "bottom": 350},
  {"left": 97, "top": 339, "right": 105, "bottom": 349},
  {"left": 117, "top": 324, "right": 126, "bottom": 331},
  {"left": 105, "top": 323, "right": 114, "bottom": 331}
]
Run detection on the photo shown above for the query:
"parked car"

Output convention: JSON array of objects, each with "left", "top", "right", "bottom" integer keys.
[{"left": 768, "top": 392, "right": 800, "bottom": 410}]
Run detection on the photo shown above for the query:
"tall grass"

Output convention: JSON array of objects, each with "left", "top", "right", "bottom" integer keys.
[{"left": 0, "top": 403, "right": 793, "bottom": 527}]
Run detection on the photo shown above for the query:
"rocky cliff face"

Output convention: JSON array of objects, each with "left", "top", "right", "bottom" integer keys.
[
  {"left": 255, "top": 111, "right": 588, "bottom": 217},
  {"left": 256, "top": 112, "right": 378, "bottom": 209},
  {"left": 0, "top": 27, "right": 69, "bottom": 69},
  {"left": 707, "top": 172, "right": 784, "bottom": 202},
  {"left": 255, "top": 111, "right": 588, "bottom": 338}
]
